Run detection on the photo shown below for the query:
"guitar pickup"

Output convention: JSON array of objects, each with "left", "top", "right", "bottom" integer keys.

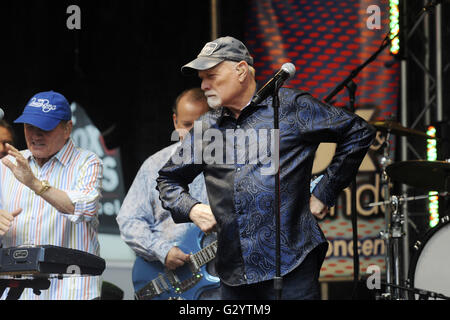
[{"left": 175, "top": 272, "right": 203, "bottom": 294}]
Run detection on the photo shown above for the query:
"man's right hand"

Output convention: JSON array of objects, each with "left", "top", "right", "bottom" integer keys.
[
  {"left": 189, "top": 203, "right": 217, "bottom": 234},
  {"left": 165, "top": 247, "right": 190, "bottom": 270},
  {"left": 0, "top": 208, "right": 22, "bottom": 236}
]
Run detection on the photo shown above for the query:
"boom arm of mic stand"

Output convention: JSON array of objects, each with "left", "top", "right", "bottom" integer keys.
[{"left": 324, "top": 33, "right": 391, "bottom": 104}]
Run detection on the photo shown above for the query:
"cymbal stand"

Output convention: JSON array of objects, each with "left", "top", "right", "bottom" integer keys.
[
  {"left": 390, "top": 195, "right": 405, "bottom": 299},
  {"left": 378, "top": 131, "right": 394, "bottom": 298}
]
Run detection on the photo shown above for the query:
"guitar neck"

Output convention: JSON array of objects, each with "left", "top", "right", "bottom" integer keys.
[{"left": 190, "top": 240, "right": 218, "bottom": 270}]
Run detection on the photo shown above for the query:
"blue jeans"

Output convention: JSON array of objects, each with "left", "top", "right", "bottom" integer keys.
[{"left": 220, "top": 246, "right": 324, "bottom": 300}]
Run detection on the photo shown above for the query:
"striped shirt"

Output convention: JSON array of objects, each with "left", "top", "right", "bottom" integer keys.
[{"left": 0, "top": 138, "right": 103, "bottom": 300}]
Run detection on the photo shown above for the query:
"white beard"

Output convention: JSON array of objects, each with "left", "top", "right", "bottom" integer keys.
[{"left": 205, "top": 91, "right": 222, "bottom": 110}]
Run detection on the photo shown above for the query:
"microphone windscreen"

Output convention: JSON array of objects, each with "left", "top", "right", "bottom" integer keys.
[{"left": 281, "top": 63, "right": 296, "bottom": 79}]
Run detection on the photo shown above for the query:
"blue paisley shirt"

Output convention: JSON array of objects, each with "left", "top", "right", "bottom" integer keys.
[{"left": 156, "top": 87, "right": 376, "bottom": 286}]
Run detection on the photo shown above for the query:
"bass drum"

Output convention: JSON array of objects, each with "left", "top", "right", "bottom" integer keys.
[{"left": 408, "top": 216, "right": 450, "bottom": 300}]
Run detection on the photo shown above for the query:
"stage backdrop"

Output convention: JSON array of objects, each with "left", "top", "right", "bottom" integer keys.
[
  {"left": 71, "top": 102, "right": 125, "bottom": 234},
  {"left": 244, "top": 0, "right": 399, "bottom": 280}
]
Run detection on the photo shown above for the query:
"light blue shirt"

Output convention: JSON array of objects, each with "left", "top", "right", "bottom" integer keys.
[{"left": 116, "top": 143, "right": 209, "bottom": 264}]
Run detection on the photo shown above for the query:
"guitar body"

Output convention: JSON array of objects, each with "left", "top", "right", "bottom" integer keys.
[{"left": 132, "top": 226, "right": 220, "bottom": 300}]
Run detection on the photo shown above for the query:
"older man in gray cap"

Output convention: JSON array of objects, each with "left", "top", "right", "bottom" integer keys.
[{"left": 157, "top": 36, "right": 375, "bottom": 300}]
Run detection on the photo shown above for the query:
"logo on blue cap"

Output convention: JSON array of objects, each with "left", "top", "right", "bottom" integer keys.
[
  {"left": 14, "top": 91, "right": 71, "bottom": 131},
  {"left": 28, "top": 97, "right": 58, "bottom": 113}
]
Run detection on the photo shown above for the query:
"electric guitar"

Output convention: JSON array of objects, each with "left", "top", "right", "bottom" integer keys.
[{"left": 132, "top": 227, "right": 220, "bottom": 300}]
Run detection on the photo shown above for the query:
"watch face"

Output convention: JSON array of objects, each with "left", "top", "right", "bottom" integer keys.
[{"left": 37, "top": 180, "right": 50, "bottom": 195}]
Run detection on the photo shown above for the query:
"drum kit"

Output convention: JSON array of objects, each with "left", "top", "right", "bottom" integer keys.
[{"left": 367, "top": 120, "right": 450, "bottom": 300}]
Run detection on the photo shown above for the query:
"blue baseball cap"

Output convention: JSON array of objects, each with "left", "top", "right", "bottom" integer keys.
[{"left": 14, "top": 91, "right": 71, "bottom": 131}]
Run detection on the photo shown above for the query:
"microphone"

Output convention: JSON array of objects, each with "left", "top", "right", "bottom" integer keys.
[
  {"left": 0, "top": 108, "right": 4, "bottom": 120},
  {"left": 251, "top": 62, "right": 296, "bottom": 105}
]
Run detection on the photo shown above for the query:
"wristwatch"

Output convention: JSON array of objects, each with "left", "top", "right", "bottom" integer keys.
[{"left": 35, "top": 180, "right": 51, "bottom": 196}]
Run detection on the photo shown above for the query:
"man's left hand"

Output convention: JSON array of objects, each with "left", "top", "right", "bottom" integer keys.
[{"left": 310, "top": 194, "right": 328, "bottom": 219}]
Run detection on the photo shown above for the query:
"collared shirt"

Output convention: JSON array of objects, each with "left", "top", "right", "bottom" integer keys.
[
  {"left": 117, "top": 143, "right": 209, "bottom": 264},
  {"left": 157, "top": 87, "right": 376, "bottom": 286},
  {"left": 0, "top": 138, "right": 103, "bottom": 300}
]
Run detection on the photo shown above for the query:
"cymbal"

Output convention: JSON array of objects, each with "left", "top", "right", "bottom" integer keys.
[
  {"left": 369, "top": 121, "right": 430, "bottom": 138},
  {"left": 386, "top": 160, "right": 450, "bottom": 191}
]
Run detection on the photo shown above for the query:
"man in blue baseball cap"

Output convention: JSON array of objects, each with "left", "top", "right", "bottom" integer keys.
[
  {"left": 13, "top": 91, "right": 73, "bottom": 167},
  {"left": 0, "top": 91, "right": 103, "bottom": 300}
]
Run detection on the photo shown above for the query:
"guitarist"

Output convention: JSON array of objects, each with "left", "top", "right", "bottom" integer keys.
[{"left": 116, "top": 88, "right": 217, "bottom": 298}]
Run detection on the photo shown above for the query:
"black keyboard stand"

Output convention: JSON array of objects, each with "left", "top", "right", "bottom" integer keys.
[{"left": 0, "top": 278, "right": 51, "bottom": 300}]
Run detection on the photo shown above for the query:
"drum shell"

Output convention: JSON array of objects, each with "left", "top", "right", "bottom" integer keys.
[{"left": 408, "top": 216, "right": 450, "bottom": 300}]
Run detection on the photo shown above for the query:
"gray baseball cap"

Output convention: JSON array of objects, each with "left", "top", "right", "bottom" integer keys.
[{"left": 181, "top": 36, "right": 254, "bottom": 74}]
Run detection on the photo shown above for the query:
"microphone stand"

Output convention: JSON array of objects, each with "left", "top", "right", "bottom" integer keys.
[
  {"left": 323, "top": 31, "right": 392, "bottom": 300},
  {"left": 345, "top": 81, "right": 360, "bottom": 299},
  {"left": 272, "top": 82, "right": 282, "bottom": 300}
]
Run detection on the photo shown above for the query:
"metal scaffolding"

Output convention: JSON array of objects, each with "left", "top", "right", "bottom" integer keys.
[{"left": 397, "top": 0, "right": 448, "bottom": 295}]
